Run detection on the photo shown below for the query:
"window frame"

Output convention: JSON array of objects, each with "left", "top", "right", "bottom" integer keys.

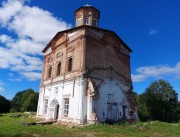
[
  {"left": 56, "top": 62, "right": 61, "bottom": 76},
  {"left": 85, "top": 17, "right": 89, "bottom": 25},
  {"left": 64, "top": 98, "right": 69, "bottom": 116},
  {"left": 67, "top": 57, "right": 73, "bottom": 72},
  {"left": 47, "top": 65, "right": 52, "bottom": 79}
]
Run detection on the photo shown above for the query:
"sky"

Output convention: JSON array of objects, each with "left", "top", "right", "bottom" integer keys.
[{"left": 0, "top": 0, "right": 180, "bottom": 100}]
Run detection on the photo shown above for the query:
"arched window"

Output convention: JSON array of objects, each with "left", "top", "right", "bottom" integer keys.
[
  {"left": 47, "top": 66, "right": 52, "bottom": 78},
  {"left": 67, "top": 57, "right": 73, "bottom": 72},
  {"left": 56, "top": 62, "right": 61, "bottom": 76}
]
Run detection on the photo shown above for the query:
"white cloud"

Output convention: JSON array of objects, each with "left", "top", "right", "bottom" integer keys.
[
  {"left": 8, "top": 78, "right": 22, "bottom": 82},
  {"left": 0, "top": 47, "right": 24, "bottom": 69},
  {"left": 148, "top": 29, "right": 159, "bottom": 35},
  {"left": 0, "top": 34, "right": 13, "bottom": 43},
  {"left": 0, "top": 0, "right": 72, "bottom": 81},
  {"left": 0, "top": 0, "right": 23, "bottom": 26},
  {"left": 21, "top": 72, "right": 42, "bottom": 81},
  {"left": 7, "top": 73, "right": 21, "bottom": 81},
  {"left": 0, "top": 87, "right": 4, "bottom": 92},
  {"left": 132, "top": 62, "right": 180, "bottom": 82},
  {"left": 8, "top": 4, "right": 71, "bottom": 43}
]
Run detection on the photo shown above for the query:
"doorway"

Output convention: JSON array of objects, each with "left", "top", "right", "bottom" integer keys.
[
  {"left": 54, "top": 104, "right": 59, "bottom": 120},
  {"left": 107, "top": 94, "right": 119, "bottom": 123},
  {"left": 122, "top": 105, "right": 127, "bottom": 120}
]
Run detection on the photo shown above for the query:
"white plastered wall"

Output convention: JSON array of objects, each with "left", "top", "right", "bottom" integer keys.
[
  {"left": 36, "top": 77, "right": 88, "bottom": 124},
  {"left": 93, "top": 79, "right": 131, "bottom": 122}
]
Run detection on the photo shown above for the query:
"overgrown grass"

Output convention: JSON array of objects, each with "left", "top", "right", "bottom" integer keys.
[{"left": 0, "top": 113, "right": 180, "bottom": 137}]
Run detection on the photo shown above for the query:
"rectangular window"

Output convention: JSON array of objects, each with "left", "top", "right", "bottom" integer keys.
[
  {"left": 77, "top": 18, "right": 81, "bottom": 26},
  {"left": 64, "top": 98, "right": 69, "bottom": 116},
  {"left": 56, "top": 62, "right": 61, "bottom": 76},
  {"left": 67, "top": 57, "right": 73, "bottom": 72},
  {"left": 93, "top": 19, "right": 97, "bottom": 27},
  {"left": 85, "top": 17, "right": 89, "bottom": 25},
  {"left": 44, "top": 99, "right": 48, "bottom": 114},
  {"left": 47, "top": 66, "right": 52, "bottom": 78}
]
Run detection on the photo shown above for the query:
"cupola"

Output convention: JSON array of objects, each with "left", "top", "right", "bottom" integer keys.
[{"left": 74, "top": 4, "right": 100, "bottom": 27}]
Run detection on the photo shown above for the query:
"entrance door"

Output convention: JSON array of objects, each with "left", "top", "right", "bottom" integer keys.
[
  {"left": 54, "top": 104, "right": 59, "bottom": 120},
  {"left": 107, "top": 103, "right": 119, "bottom": 122},
  {"left": 107, "top": 94, "right": 119, "bottom": 123}
]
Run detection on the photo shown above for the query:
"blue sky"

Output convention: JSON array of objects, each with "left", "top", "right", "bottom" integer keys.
[{"left": 0, "top": 0, "right": 180, "bottom": 100}]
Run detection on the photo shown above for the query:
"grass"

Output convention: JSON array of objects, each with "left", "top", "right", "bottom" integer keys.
[{"left": 0, "top": 113, "right": 180, "bottom": 137}]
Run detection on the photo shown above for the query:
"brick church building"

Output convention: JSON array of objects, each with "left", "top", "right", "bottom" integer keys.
[{"left": 36, "top": 5, "right": 138, "bottom": 124}]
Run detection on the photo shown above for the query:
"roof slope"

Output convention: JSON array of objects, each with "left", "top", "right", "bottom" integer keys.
[{"left": 42, "top": 25, "right": 132, "bottom": 53}]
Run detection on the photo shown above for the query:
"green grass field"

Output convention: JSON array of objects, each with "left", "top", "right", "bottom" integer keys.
[{"left": 0, "top": 113, "right": 180, "bottom": 137}]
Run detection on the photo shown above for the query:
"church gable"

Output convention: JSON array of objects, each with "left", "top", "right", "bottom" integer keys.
[{"left": 43, "top": 27, "right": 85, "bottom": 54}]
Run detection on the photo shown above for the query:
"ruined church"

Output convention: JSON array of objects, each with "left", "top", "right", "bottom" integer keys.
[{"left": 36, "top": 5, "right": 138, "bottom": 124}]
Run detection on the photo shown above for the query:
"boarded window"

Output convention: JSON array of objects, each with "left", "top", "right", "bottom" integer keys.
[
  {"left": 64, "top": 98, "right": 69, "bottom": 116},
  {"left": 56, "top": 62, "right": 61, "bottom": 76},
  {"left": 67, "top": 58, "right": 73, "bottom": 72}
]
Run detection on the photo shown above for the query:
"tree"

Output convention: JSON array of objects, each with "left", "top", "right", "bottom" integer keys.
[
  {"left": 21, "top": 92, "right": 39, "bottom": 112},
  {"left": 10, "top": 89, "right": 39, "bottom": 112},
  {"left": 136, "top": 93, "right": 151, "bottom": 121},
  {"left": 0, "top": 95, "right": 10, "bottom": 113},
  {"left": 177, "top": 101, "right": 180, "bottom": 121},
  {"left": 137, "top": 80, "right": 179, "bottom": 122}
]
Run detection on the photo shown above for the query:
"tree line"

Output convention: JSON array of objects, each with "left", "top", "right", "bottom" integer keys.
[{"left": 0, "top": 88, "right": 38, "bottom": 113}]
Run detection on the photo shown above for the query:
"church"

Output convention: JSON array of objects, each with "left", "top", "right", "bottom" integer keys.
[{"left": 36, "top": 5, "right": 138, "bottom": 124}]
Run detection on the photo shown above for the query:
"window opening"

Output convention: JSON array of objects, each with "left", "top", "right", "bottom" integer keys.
[
  {"left": 64, "top": 98, "right": 69, "bottom": 116},
  {"left": 93, "top": 19, "right": 97, "bottom": 27},
  {"left": 56, "top": 62, "right": 61, "bottom": 76},
  {"left": 67, "top": 58, "right": 73, "bottom": 72},
  {"left": 47, "top": 66, "right": 52, "bottom": 78},
  {"left": 85, "top": 17, "right": 89, "bottom": 25}
]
